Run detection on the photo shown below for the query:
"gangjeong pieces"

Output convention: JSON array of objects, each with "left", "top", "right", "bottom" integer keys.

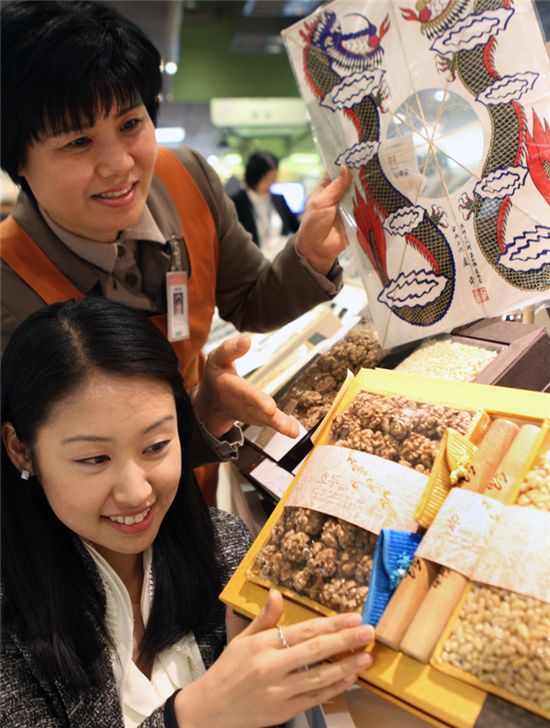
[
  {"left": 331, "top": 392, "right": 473, "bottom": 473},
  {"left": 279, "top": 325, "right": 383, "bottom": 430},
  {"left": 254, "top": 507, "right": 377, "bottom": 613},
  {"left": 254, "top": 392, "right": 474, "bottom": 614}
]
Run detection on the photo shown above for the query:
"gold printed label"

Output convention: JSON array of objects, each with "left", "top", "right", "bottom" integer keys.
[
  {"left": 416, "top": 489, "right": 501, "bottom": 576},
  {"left": 418, "top": 490, "right": 550, "bottom": 604},
  {"left": 472, "top": 506, "right": 550, "bottom": 604},
  {"left": 286, "top": 445, "right": 427, "bottom": 534}
]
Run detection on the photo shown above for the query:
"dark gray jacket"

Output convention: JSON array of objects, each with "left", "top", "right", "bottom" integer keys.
[{"left": 1, "top": 508, "right": 252, "bottom": 727}]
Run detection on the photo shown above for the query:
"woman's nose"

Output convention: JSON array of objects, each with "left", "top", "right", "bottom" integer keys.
[
  {"left": 112, "top": 461, "right": 153, "bottom": 506},
  {"left": 95, "top": 140, "right": 134, "bottom": 179}
]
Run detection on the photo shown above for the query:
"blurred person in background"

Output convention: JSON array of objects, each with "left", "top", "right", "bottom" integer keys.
[{"left": 231, "top": 151, "right": 300, "bottom": 258}]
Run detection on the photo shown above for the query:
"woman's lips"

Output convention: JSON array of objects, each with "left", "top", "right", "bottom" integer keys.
[
  {"left": 102, "top": 504, "right": 155, "bottom": 533},
  {"left": 92, "top": 182, "right": 138, "bottom": 208}
]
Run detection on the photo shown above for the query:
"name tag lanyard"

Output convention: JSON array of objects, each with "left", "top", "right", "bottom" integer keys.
[{"left": 166, "top": 234, "right": 190, "bottom": 342}]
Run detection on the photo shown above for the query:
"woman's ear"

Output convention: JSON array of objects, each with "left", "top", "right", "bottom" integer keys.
[{"left": 1, "top": 422, "right": 32, "bottom": 476}]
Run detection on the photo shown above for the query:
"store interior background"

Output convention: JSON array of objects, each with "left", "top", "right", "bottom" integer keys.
[
  {"left": 2, "top": 0, "right": 549, "bottom": 220},
  {"left": 115, "top": 0, "right": 334, "bottom": 205},
  {"left": 122, "top": 0, "right": 550, "bottom": 203}
]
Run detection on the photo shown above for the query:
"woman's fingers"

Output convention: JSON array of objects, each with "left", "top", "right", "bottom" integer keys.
[
  {"left": 282, "top": 623, "right": 374, "bottom": 673},
  {"left": 228, "top": 378, "right": 299, "bottom": 436},
  {"left": 208, "top": 334, "right": 251, "bottom": 370},
  {"left": 265, "top": 407, "right": 301, "bottom": 438},
  {"left": 253, "top": 611, "right": 373, "bottom": 672},
  {"left": 180, "top": 602, "right": 374, "bottom": 728},
  {"left": 262, "top": 611, "right": 362, "bottom": 650},
  {"left": 287, "top": 649, "right": 372, "bottom": 697},
  {"left": 311, "top": 166, "right": 351, "bottom": 205},
  {"left": 240, "top": 589, "right": 284, "bottom": 638},
  {"left": 286, "top": 676, "right": 361, "bottom": 719},
  {"left": 198, "top": 339, "right": 300, "bottom": 436},
  {"left": 284, "top": 646, "right": 373, "bottom": 717}
]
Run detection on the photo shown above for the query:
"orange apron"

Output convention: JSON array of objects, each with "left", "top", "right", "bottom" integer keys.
[
  {"left": 1, "top": 147, "right": 218, "bottom": 387},
  {"left": 1, "top": 147, "right": 220, "bottom": 501}
]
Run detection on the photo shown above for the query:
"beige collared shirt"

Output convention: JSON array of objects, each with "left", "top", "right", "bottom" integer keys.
[
  {"left": 37, "top": 203, "right": 245, "bottom": 460},
  {"left": 39, "top": 205, "right": 167, "bottom": 310}
]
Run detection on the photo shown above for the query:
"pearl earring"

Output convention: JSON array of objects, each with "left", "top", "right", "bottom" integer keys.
[{"left": 20, "top": 469, "right": 30, "bottom": 481}]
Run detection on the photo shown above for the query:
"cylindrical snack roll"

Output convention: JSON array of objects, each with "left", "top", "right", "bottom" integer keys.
[
  {"left": 375, "top": 557, "right": 440, "bottom": 648},
  {"left": 398, "top": 419, "right": 520, "bottom": 663},
  {"left": 454, "top": 419, "right": 520, "bottom": 495},
  {"left": 483, "top": 424, "right": 541, "bottom": 501}
]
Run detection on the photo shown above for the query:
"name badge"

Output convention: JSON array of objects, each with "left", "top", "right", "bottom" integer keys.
[{"left": 166, "top": 270, "right": 189, "bottom": 342}]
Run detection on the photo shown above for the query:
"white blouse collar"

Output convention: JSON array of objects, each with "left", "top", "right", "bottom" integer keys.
[{"left": 83, "top": 542, "right": 205, "bottom": 728}]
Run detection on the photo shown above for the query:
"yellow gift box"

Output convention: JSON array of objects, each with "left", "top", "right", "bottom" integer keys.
[{"left": 221, "top": 369, "right": 550, "bottom": 728}]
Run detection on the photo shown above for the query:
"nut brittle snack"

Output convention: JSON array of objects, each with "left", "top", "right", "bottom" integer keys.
[
  {"left": 255, "top": 507, "right": 376, "bottom": 613},
  {"left": 278, "top": 324, "right": 383, "bottom": 430},
  {"left": 330, "top": 392, "right": 473, "bottom": 473},
  {"left": 253, "top": 391, "right": 475, "bottom": 616}
]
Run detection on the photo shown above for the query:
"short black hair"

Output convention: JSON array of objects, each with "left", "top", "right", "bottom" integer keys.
[
  {"left": 1, "top": 1, "right": 162, "bottom": 186},
  {"left": 1, "top": 297, "right": 219, "bottom": 688},
  {"left": 245, "top": 151, "right": 279, "bottom": 190}
]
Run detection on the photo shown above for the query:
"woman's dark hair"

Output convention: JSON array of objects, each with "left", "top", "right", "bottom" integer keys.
[
  {"left": 1, "top": 297, "right": 219, "bottom": 688},
  {"left": 0, "top": 1, "right": 162, "bottom": 189},
  {"left": 245, "top": 151, "right": 279, "bottom": 190}
]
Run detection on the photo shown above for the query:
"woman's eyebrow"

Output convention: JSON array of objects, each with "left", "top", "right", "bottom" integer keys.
[
  {"left": 115, "top": 102, "right": 143, "bottom": 118},
  {"left": 61, "top": 415, "right": 175, "bottom": 445},
  {"left": 142, "top": 415, "right": 175, "bottom": 435},
  {"left": 61, "top": 435, "right": 111, "bottom": 445},
  {"left": 60, "top": 416, "right": 173, "bottom": 444}
]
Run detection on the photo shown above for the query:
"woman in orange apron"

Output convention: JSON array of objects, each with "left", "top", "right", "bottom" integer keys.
[{"left": 0, "top": 1, "right": 351, "bottom": 500}]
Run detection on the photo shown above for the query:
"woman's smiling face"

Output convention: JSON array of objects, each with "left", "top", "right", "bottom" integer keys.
[
  {"left": 18, "top": 103, "right": 157, "bottom": 243},
  {"left": 32, "top": 370, "right": 181, "bottom": 571}
]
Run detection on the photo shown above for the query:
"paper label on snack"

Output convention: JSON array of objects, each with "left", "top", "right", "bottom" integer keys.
[
  {"left": 472, "top": 506, "right": 550, "bottom": 604},
  {"left": 416, "top": 489, "right": 503, "bottom": 576},
  {"left": 286, "top": 445, "right": 426, "bottom": 533}
]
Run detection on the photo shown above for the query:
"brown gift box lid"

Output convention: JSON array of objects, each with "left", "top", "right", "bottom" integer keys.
[{"left": 452, "top": 319, "right": 550, "bottom": 392}]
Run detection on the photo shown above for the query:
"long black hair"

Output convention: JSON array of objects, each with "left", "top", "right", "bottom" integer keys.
[
  {"left": 0, "top": 0, "right": 162, "bottom": 189},
  {"left": 1, "top": 297, "right": 219, "bottom": 688}
]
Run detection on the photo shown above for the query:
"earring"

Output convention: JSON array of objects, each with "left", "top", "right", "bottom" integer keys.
[{"left": 20, "top": 469, "right": 30, "bottom": 481}]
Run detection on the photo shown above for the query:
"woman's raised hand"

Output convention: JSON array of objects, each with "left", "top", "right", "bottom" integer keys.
[
  {"left": 294, "top": 166, "right": 351, "bottom": 276},
  {"left": 175, "top": 589, "right": 374, "bottom": 728},
  {"left": 192, "top": 335, "right": 300, "bottom": 439}
]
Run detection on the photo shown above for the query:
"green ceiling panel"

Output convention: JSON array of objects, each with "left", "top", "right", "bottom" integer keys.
[{"left": 173, "top": 21, "right": 299, "bottom": 101}]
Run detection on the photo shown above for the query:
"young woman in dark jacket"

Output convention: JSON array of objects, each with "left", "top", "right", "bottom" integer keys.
[{"left": 1, "top": 298, "right": 374, "bottom": 727}]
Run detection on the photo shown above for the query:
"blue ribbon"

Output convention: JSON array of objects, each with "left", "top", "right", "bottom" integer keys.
[{"left": 362, "top": 529, "right": 423, "bottom": 627}]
